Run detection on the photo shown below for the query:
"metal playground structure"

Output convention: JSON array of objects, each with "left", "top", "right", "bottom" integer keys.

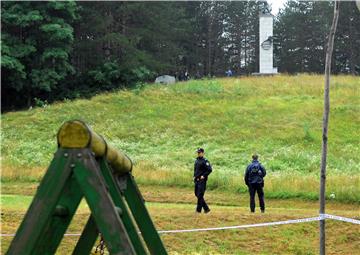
[{"left": 6, "top": 120, "right": 167, "bottom": 255}]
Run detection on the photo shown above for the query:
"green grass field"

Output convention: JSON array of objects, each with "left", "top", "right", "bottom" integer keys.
[
  {"left": 2, "top": 74, "right": 360, "bottom": 202},
  {"left": 1, "top": 75, "right": 360, "bottom": 254}
]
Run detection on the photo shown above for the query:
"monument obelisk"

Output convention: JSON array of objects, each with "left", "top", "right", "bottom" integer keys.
[{"left": 259, "top": 11, "right": 277, "bottom": 74}]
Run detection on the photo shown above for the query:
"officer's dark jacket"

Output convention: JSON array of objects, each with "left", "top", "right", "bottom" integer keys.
[
  {"left": 194, "top": 157, "right": 212, "bottom": 181},
  {"left": 244, "top": 160, "right": 266, "bottom": 185}
]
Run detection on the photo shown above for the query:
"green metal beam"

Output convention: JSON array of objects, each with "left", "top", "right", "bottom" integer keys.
[
  {"left": 72, "top": 150, "right": 136, "bottom": 254},
  {"left": 72, "top": 215, "right": 99, "bottom": 255},
  {"left": 98, "top": 159, "right": 148, "bottom": 255},
  {"left": 6, "top": 148, "right": 75, "bottom": 255},
  {"left": 32, "top": 172, "right": 84, "bottom": 254},
  {"left": 123, "top": 174, "right": 168, "bottom": 255}
]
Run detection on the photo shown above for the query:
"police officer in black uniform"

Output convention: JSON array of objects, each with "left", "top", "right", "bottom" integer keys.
[
  {"left": 194, "top": 148, "right": 212, "bottom": 213},
  {"left": 245, "top": 154, "right": 266, "bottom": 213}
]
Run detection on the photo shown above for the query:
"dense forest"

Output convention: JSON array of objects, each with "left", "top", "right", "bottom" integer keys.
[{"left": 2, "top": 1, "right": 359, "bottom": 110}]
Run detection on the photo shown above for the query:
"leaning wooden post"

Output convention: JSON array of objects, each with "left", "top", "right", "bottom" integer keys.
[{"left": 319, "top": 1, "right": 340, "bottom": 255}]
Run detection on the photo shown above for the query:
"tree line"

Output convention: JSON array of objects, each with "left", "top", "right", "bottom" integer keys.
[{"left": 2, "top": 1, "right": 359, "bottom": 111}]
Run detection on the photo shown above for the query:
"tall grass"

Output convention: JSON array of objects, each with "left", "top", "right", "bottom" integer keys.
[{"left": 2, "top": 74, "right": 359, "bottom": 202}]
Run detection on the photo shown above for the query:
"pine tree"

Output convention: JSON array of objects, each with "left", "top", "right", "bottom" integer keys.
[
  {"left": 1, "top": 1, "right": 77, "bottom": 109},
  {"left": 274, "top": 0, "right": 359, "bottom": 74}
]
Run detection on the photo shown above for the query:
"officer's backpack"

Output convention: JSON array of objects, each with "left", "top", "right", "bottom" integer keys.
[{"left": 250, "top": 163, "right": 262, "bottom": 176}]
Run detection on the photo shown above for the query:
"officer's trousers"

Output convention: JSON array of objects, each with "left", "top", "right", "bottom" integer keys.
[
  {"left": 248, "top": 183, "right": 265, "bottom": 212},
  {"left": 194, "top": 179, "right": 209, "bottom": 212}
]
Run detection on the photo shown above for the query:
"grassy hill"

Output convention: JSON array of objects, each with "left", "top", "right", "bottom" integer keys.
[{"left": 2, "top": 74, "right": 359, "bottom": 202}]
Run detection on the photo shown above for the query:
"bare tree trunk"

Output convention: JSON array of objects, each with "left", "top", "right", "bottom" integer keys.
[
  {"left": 238, "top": 28, "right": 242, "bottom": 73},
  {"left": 319, "top": 2, "right": 340, "bottom": 255},
  {"left": 238, "top": 38, "right": 242, "bottom": 72},
  {"left": 206, "top": 2, "right": 214, "bottom": 77},
  {"left": 245, "top": 24, "right": 248, "bottom": 72},
  {"left": 349, "top": 16, "right": 355, "bottom": 75},
  {"left": 207, "top": 20, "right": 212, "bottom": 77},
  {"left": 26, "top": 88, "right": 32, "bottom": 108}
]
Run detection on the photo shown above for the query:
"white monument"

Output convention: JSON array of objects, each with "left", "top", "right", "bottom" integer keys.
[{"left": 259, "top": 12, "right": 277, "bottom": 74}]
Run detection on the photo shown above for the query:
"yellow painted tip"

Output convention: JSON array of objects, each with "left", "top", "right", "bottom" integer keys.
[
  {"left": 57, "top": 120, "right": 91, "bottom": 148},
  {"left": 57, "top": 120, "right": 132, "bottom": 175}
]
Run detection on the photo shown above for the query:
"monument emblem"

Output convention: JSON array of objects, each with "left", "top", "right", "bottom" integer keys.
[{"left": 261, "top": 36, "right": 273, "bottom": 50}]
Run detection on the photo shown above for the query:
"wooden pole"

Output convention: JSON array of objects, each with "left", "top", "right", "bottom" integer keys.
[
  {"left": 57, "top": 120, "right": 133, "bottom": 175},
  {"left": 319, "top": 1, "right": 340, "bottom": 255}
]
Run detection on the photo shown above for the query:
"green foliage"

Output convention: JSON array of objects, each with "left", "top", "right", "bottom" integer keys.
[
  {"left": 275, "top": 1, "right": 360, "bottom": 74},
  {"left": 33, "top": 98, "right": 48, "bottom": 108},
  {"left": 131, "top": 66, "right": 154, "bottom": 82},
  {"left": 1, "top": 37, "right": 28, "bottom": 91},
  {"left": 88, "top": 61, "right": 122, "bottom": 90},
  {"left": 1, "top": 1, "right": 78, "bottom": 109},
  {"left": 40, "top": 23, "right": 74, "bottom": 41},
  {"left": 86, "top": 61, "right": 155, "bottom": 91}
]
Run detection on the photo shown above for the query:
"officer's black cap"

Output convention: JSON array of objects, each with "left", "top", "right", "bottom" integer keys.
[{"left": 197, "top": 148, "right": 204, "bottom": 153}]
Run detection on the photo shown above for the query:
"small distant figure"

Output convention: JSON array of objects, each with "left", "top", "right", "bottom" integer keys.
[
  {"left": 195, "top": 71, "right": 202, "bottom": 79},
  {"left": 178, "top": 70, "right": 189, "bottom": 81},
  {"left": 193, "top": 148, "right": 212, "bottom": 213},
  {"left": 184, "top": 70, "right": 190, "bottom": 80},
  {"left": 226, "top": 69, "right": 233, "bottom": 77},
  {"left": 244, "top": 154, "right": 266, "bottom": 213}
]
